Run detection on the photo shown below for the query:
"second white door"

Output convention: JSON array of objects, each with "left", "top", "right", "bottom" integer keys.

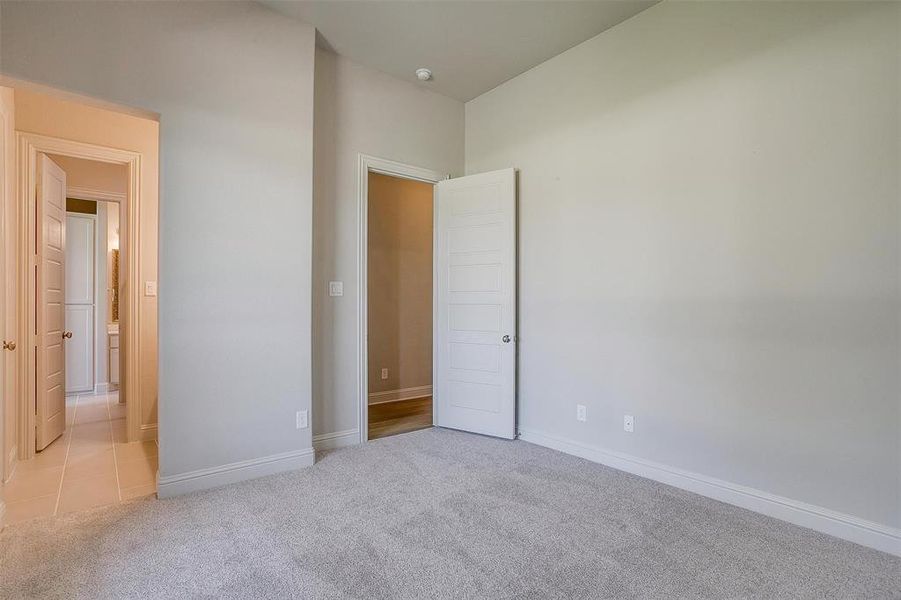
[{"left": 65, "top": 213, "right": 95, "bottom": 393}]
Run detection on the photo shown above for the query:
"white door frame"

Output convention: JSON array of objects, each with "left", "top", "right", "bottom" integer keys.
[
  {"left": 356, "top": 154, "right": 447, "bottom": 443},
  {"left": 17, "top": 132, "right": 144, "bottom": 459},
  {"left": 68, "top": 186, "right": 126, "bottom": 398}
]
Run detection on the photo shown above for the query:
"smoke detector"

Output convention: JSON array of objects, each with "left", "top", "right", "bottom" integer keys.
[{"left": 415, "top": 68, "right": 432, "bottom": 82}]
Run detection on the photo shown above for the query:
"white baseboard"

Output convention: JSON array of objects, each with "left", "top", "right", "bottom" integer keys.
[
  {"left": 157, "top": 447, "right": 315, "bottom": 498},
  {"left": 139, "top": 424, "right": 158, "bottom": 442},
  {"left": 313, "top": 428, "right": 360, "bottom": 451},
  {"left": 368, "top": 385, "right": 432, "bottom": 405},
  {"left": 94, "top": 382, "right": 112, "bottom": 394},
  {"left": 518, "top": 428, "right": 900, "bottom": 557}
]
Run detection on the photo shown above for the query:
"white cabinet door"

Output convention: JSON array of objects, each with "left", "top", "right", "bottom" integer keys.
[{"left": 434, "top": 168, "right": 517, "bottom": 439}]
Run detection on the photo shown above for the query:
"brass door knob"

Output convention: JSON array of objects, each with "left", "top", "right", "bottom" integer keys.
[
  {"left": 62, "top": 331, "right": 73, "bottom": 339},
  {"left": 2, "top": 340, "right": 15, "bottom": 351}
]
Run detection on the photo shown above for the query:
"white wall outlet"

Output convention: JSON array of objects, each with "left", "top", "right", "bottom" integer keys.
[
  {"left": 576, "top": 404, "right": 587, "bottom": 422},
  {"left": 624, "top": 414, "right": 634, "bottom": 433},
  {"left": 296, "top": 410, "right": 308, "bottom": 429},
  {"left": 381, "top": 368, "right": 389, "bottom": 380},
  {"left": 328, "top": 281, "right": 344, "bottom": 297},
  {"left": 144, "top": 281, "right": 157, "bottom": 297}
]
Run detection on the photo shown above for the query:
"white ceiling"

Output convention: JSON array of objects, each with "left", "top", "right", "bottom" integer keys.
[{"left": 261, "top": 1, "right": 658, "bottom": 102}]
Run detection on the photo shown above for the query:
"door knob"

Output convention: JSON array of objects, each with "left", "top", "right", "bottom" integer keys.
[
  {"left": 2, "top": 340, "right": 15, "bottom": 351},
  {"left": 62, "top": 331, "right": 73, "bottom": 339},
  {"left": 502, "top": 335, "right": 511, "bottom": 343}
]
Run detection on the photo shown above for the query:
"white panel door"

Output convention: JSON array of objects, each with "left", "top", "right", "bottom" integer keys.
[
  {"left": 435, "top": 168, "right": 516, "bottom": 439},
  {"left": 64, "top": 305, "right": 93, "bottom": 392},
  {"left": 0, "top": 88, "right": 16, "bottom": 477},
  {"left": 64, "top": 214, "right": 95, "bottom": 393},
  {"left": 36, "top": 154, "right": 67, "bottom": 450}
]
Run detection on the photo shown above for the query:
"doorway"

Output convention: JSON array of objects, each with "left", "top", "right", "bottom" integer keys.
[
  {"left": 358, "top": 155, "right": 446, "bottom": 442},
  {"left": 357, "top": 155, "right": 518, "bottom": 443},
  {"left": 366, "top": 172, "right": 435, "bottom": 440},
  {"left": 0, "top": 150, "right": 156, "bottom": 523}
]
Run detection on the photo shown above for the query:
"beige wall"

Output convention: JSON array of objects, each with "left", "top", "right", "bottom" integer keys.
[
  {"left": 367, "top": 173, "right": 433, "bottom": 399},
  {"left": 15, "top": 87, "right": 160, "bottom": 435},
  {"left": 48, "top": 155, "right": 127, "bottom": 195},
  {"left": 313, "top": 48, "right": 463, "bottom": 437},
  {"left": 466, "top": 1, "right": 900, "bottom": 529}
]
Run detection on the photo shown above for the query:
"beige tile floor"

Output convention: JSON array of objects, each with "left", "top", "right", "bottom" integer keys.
[{"left": 2, "top": 391, "right": 157, "bottom": 526}]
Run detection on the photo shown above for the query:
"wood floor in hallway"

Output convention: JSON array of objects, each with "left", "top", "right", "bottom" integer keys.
[{"left": 368, "top": 396, "right": 433, "bottom": 440}]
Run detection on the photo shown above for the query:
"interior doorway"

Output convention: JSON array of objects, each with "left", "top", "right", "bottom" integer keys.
[
  {"left": 25, "top": 149, "right": 137, "bottom": 455},
  {"left": 0, "top": 135, "right": 156, "bottom": 524},
  {"left": 358, "top": 155, "right": 446, "bottom": 442},
  {"left": 60, "top": 187, "right": 123, "bottom": 400},
  {"left": 366, "top": 172, "right": 435, "bottom": 440},
  {"left": 357, "top": 156, "right": 518, "bottom": 444}
]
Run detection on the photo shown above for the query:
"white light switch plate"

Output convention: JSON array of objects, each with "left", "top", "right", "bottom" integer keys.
[
  {"left": 144, "top": 281, "right": 157, "bottom": 297},
  {"left": 296, "top": 410, "right": 308, "bottom": 429},
  {"left": 328, "top": 281, "right": 343, "bottom": 297},
  {"left": 624, "top": 415, "right": 634, "bottom": 433},
  {"left": 576, "top": 405, "right": 587, "bottom": 422}
]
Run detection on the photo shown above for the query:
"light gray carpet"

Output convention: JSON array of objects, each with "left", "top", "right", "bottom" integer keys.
[{"left": 1, "top": 428, "right": 899, "bottom": 599}]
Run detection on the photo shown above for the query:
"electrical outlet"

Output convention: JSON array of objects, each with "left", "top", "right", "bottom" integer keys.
[
  {"left": 144, "top": 281, "right": 157, "bottom": 297},
  {"left": 381, "top": 368, "right": 388, "bottom": 380},
  {"left": 623, "top": 414, "right": 634, "bottom": 433},
  {"left": 576, "top": 404, "right": 587, "bottom": 422},
  {"left": 328, "top": 281, "right": 344, "bottom": 297},
  {"left": 296, "top": 410, "right": 308, "bottom": 429}
]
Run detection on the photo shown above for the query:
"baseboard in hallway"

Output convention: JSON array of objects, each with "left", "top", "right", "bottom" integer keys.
[
  {"left": 368, "top": 385, "right": 433, "bottom": 405},
  {"left": 368, "top": 396, "right": 433, "bottom": 440}
]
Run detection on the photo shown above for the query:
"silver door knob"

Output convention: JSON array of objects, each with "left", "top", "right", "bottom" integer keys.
[
  {"left": 2, "top": 340, "right": 15, "bottom": 351},
  {"left": 502, "top": 335, "right": 511, "bottom": 343},
  {"left": 62, "top": 331, "right": 73, "bottom": 339}
]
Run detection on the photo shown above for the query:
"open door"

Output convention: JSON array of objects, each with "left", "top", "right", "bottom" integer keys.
[
  {"left": 434, "top": 168, "right": 516, "bottom": 439},
  {"left": 36, "top": 154, "right": 67, "bottom": 450}
]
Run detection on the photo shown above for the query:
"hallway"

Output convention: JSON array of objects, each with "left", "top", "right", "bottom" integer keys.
[{"left": 1, "top": 392, "right": 157, "bottom": 525}]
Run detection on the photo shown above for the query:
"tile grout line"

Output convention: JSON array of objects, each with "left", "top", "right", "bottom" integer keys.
[
  {"left": 53, "top": 395, "right": 79, "bottom": 516},
  {"left": 106, "top": 393, "right": 124, "bottom": 502}
]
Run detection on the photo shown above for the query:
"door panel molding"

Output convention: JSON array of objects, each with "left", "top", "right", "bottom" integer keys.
[{"left": 17, "top": 132, "right": 144, "bottom": 458}]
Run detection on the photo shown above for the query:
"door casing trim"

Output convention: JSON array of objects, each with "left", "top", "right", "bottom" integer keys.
[
  {"left": 17, "top": 132, "right": 145, "bottom": 458},
  {"left": 356, "top": 154, "right": 447, "bottom": 444}
]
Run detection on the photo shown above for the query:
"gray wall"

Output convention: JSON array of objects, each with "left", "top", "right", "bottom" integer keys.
[
  {"left": 313, "top": 48, "right": 463, "bottom": 439},
  {"left": 1, "top": 1, "right": 317, "bottom": 477},
  {"left": 465, "top": 1, "right": 900, "bottom": 528}
]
